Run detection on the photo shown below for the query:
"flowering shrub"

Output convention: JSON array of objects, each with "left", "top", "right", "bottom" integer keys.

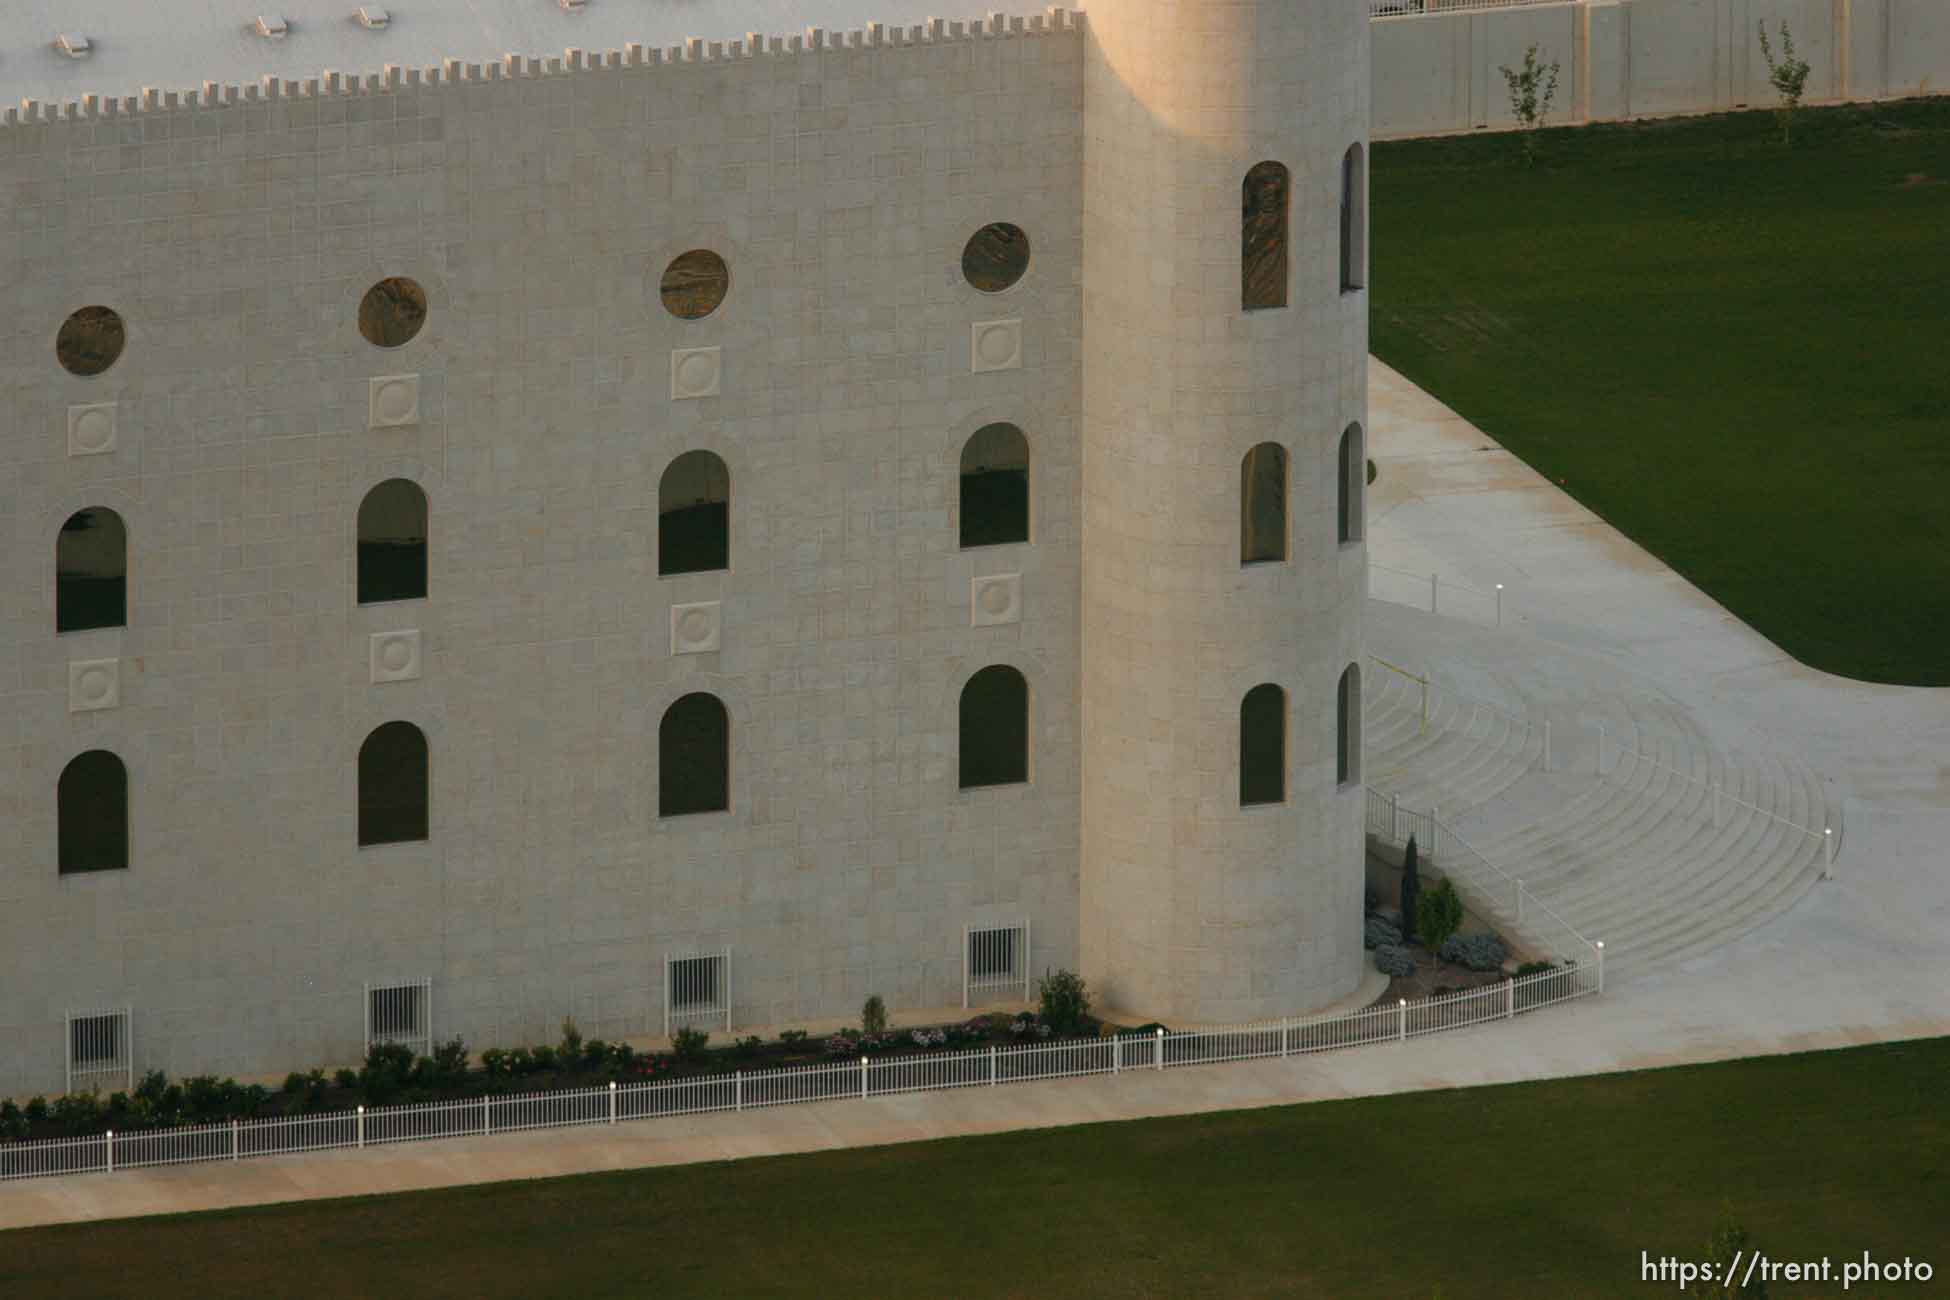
[{"left": 909, "top": 1028, "right": 947, "bottom": 1048}]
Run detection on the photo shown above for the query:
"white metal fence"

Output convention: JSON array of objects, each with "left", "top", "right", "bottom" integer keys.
[
  {"left": 1595, "top": 732, "right": 1839, "bottom": 873},
  {"left": 0, "top": 963, "right": 1597, "bottom": 1184},
  {"left": 1368, "top": 562, "right": 1505, "bottom": 626},
  {"left": 1367, "top": 785, "right": 1604, "bottom": 975}
]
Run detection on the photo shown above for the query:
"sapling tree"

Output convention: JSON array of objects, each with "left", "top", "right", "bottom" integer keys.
[
  {"left": 1757, "top": 21, "right": 1811, "bottom": 146},
  {"left": 1417, "top": 878, "right": 1465, "bottom": 961},
  {"left": 1499, "top": 44, "right": 1561, "bottom": 164}
]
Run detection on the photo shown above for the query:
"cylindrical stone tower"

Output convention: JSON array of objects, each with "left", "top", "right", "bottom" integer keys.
[{"left": 1079, "top": 0, "right": 1369, "bottom": 1022}]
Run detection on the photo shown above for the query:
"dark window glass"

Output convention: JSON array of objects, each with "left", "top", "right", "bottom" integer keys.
[
  {"left": 960, "top": 424, "right": 1030, "bottom": 548},
  {"left": 1243, "top": 162, "right": 1290, "bottom": 310},
  {"left": 661, "top": 250, "right": 731, "bottom": 320},
  {"left": 357, "top": 480, "right": 428, "bottom": 604},
  {"left": 59, "top": 750, "right": 129, "bottom": 873},
  {"left": 57, "top": 306, "right": 126, "bottom": 376},
  {"left": 962, "top": 223, "right": 1030, "bottom": 293},
  {"left": 960, "top": 666, "right": 1029, "bottom": 789},
  {"left": 359, "top": 276, "right": 428, "bottom": 348},
  {"left": 1240, "top": 685, "right": 1285, "bottom": 806},
  {"left": 359, "top": 721, "right": 430, "bottom": 846},
  {"left": 660, "top": 693, "right": 730, "bottom": 816},
  {"left": 659, "top": 451, "right": 731, "bottom": 576},
  {"left": 56, "top": 508, "right": 127, "bottom": 633},
  {"left": 1241, "top": 443, "right": 1288, "bottom": 564}
]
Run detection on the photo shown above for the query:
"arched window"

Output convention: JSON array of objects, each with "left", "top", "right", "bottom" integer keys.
[
  {"left": 59, "top": 750, "right": 128, "bottom": 873},
  {"left": 1338, "top": 423, "right": 1366, "bottom": 546},
  {"left": 659, "top": 451, "right": 730, "bottom": 576},
  {"left": 660, "top": 693, "right": 730, "bottom": 816},
  {"left": 1240, "top": 443, "right": 1288, "bottom": 564},
  {"left": 357, "top": 480, "right": 428, "bottom": 605},
  {"left": 1242, "top": 161, "right": 1290, "bottom": 310},
  {"left": 960, "top": 424, "right": 1030, "bottom": 548},
  {"left": 1338, "top": 663, "right": 1363, "bottom": 788},
  {"left": 959, "top": 665, "right": 1029, "bottom": 789},
  {"left": 359, "top": 721, "right": 429, "bottom": 846},
  {"left": 56, "top": 508, "right": 127, "bottom": 633},
  {"left": 1240, "top": 684, "right": 1286, "bottom": 806},
  {"left": 1340, "top": 144, "right": 1367, "bottom": 294}
]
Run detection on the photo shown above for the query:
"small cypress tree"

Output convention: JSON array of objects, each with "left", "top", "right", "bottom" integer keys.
[
  {"left": 1417, "top": 878, "right": 1465, "bottom": 962},
  {"left": 1399, "top": 834, "right": 1421, "bottom": 943}
]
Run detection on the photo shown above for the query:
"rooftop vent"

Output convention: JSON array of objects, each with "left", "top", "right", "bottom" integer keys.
[
  {"left": 57, "top": 33, "right": 93, "bottom": 58},
  {"left": 256, "top": 15, "right": 289, "bottom": 38},
  {"left": 356, "top": 5, "right": 390, "bottom": 27}
]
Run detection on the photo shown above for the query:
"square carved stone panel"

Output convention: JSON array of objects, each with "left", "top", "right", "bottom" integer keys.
[
  {"left": 670, "top": 601, "right": 722, "bottom": 655},
  {"left": 369, "top": 629, "right": 422, "bottom": 683},
  {"left": 971, "top": 320, "right": 1022, "bottom": 373},
  {"left": 671, "top": 347, "right": 723, "bottom": 401},
  {"left": 971, "top": 573, "right": 1021, "bottom": 627},
  {"left": 369, "top": 374, "right": 421, "bottom": 428},
  {"left": 69, "top": 658, "right": 120, "bottom": 712},
  {"left": 67, "top": 403, "right": 117, "bottom": 457}
]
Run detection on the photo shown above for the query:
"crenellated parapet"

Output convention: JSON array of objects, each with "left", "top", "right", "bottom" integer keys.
[{"left": 2, "top": 5, "right": 1085, "bottom": 129}]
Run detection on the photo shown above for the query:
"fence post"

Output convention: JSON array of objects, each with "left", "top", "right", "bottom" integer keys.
[
  {"left": 357, "top": 1105, "right": 365, "bottom": 1149},
  {"left": 231, "top": 1119, "right": 239, "bottom": 1161},
  {"left": 1391, "top": 793, "right": 1402, "bottom": 842},
  {"left": 484, "top": 1095, "right": 491, "bottom": 1135},
  {"left": 1112, "top": 1036, "right": 1120, "bottom": 1075},
  {"left": 1280, "top": 1016, "right": 1289, "bottom": 1060},
  {"left": 735, "top": 1072, "right": 743, "bottom": 1113},
  {"left": 106, "top": 1130, "right": 114, "bottom": 1174},
  {"left": 1397, "top": 999, "right": 1406, "bottom": 1042},
  {"left": 1506, "top": 978, "right": 1515, "bottom": 1020},
  {"left": 1595, "top": 941, "right": 1605, "bottom": 994},
  {"left": 1495, "top": 582, "right": 1503, "bottom": 626},
  {"left": 1542, "top": 719, "right": 1551, "bottom": 772},
  {"left": 1155, "top": 1027, "right": 1165, "bottom": 1071},
  {"left": 988, "top": 1045, "right": 997, "bottom": 1086},
  {"left": 609, "top": 1080, "right": 618, "bottom": 1124},
  {"left": 1430, "top": 572, "right": 1438, "bottom": 613},
  {"left": 1596, "top": 721, "right": 1607, "bottom": 776},
  {"left": 860, "top": 1056, "right": 868, "bottom": 1099},
  {"left": 1431, "top": 806, "right": 1440, "bottom": 861},
  {"left": 1824, "top": 827, "right": 1834, "bottom": 873}
]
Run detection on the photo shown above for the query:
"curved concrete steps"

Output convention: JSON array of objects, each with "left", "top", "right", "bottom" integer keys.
[{"left": 1363, "top": 599, "right": 1843, "bottom": 981}]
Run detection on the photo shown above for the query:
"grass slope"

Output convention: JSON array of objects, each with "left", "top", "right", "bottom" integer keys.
[
  {"left": 4, "top": 1037, "right": 1947, "bottom": 1298},
  {"left": 1371, "top": 99, "right": 1950, "bottom": 684}
]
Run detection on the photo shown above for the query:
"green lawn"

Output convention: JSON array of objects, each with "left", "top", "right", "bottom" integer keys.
[
  {"left": 5, "top": 1037, "right": 1947, "bottom": 1299},
  {"left": 1371, "top": 99, "right": 1950, "bottom": 685}
]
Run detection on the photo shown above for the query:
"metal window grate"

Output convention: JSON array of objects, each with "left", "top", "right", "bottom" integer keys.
[
  {"left": 664, "top": 949, "right": 731, "bottom": 1037},
  {"left": 365, "top": 979, "right": 432, "bottom": 1058},
  {"left": 964, "top": 922, "right": 1030, "bottom": 1007},
  {"left": 65, "top": 1008, "right": 132, "bottom": 1094}
]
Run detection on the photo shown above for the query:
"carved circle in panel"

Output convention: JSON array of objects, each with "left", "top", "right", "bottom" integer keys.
[
  {"left": 970, "top": 573, "right": 1022, "bottom": 627},
  {"left": 671, "top": 347, "right": 723, "bottom": 400},
  {"left": 660, "top": 249, "right": 730, "bottom": 320},
  {"left": 961, "top": 222, "right": 1029, "bottom": 293},
  {"left": 369, "top": 374, "right": 421, "bottom": 428},
  {"left": 369, "top": 629, "right": 422, "bottom": 683},
  {"left": 971, "top": 320, "right": 1022, "bottom": 373},
  {"left": 358, "top": 276, "right": 428, "bottom": 348},
  {"left": 670, "top": 600, "right": 723, "bottom": 655},
  {"left": 69, "top": 658, "right": 120, "bottom": 712},
  {"left": 68, "top": 404, "right": 117, "bottom": 456},
  {"left": 56, "top": 306, "right": 126, "bottom": 377}
]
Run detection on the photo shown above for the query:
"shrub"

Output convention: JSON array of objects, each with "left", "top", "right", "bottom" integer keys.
[
  {"left": 134, "top": 1070, "right": 169, "bottom": 1108},
  {"left": 282, "top": 1072, "right": 309, "bottom": 1095},
  {"left": 1374, "top": 944, "right": 1418, "bottom": 978},
  {"left": 359, "top": 1043, "right": 417, "bottom": 1104},
  {"left": 1498, "top": 42, "right": 1561, "bottom": 164},
  {"left": 671, "top": 1027, "right": 709, "bottom": 1062},
  {"left": 506, "top": 1047, "right": 534, "bottom": 1075},
  {"left": 909, "top": 1028, "right": 948, "bottom": 1049},
  {"left": 480, "top": 1048, "right": 510, "bottom": 1078},
  {"left": 51, "top": 1091, "right": 102, "bottom": 1136},
  {"left": 1038, "top": 968, "right": 1092, "bottom": 1035},
  {"left": 1417, "top": 878, "right": 1465, "bottom": 959},
  {"left": 734, "top": 1035, "right": 764, "bottom": 1058},
  {"left": 1400, "top": 835, "right": 1421, "bottom": 943},
  {"left": 862, "top": 995, "right": 888, "bottom": 1036},
  {"left": 778, "top": 1029, "right": 808, "bottom": 1046},
  {"left": 431, "top": 1036, "right": 470, "bottom": 1086},
  {"left": 23, "top": 1097, "right": 49, "bottom": 1126},
  {"left": 582, "top": 1039, "right": 612, "bottom": 1069},
  {"left": 1439, "top": 931, "right": 1508, "bottom": 972},
  {"left": 530, "top": 1045, "right": 557, "bottom": 1072},
  {"left": 0, "top": 1099, "right": 24, "bottom": 1141},
  {"left": 1758, "top": 21, "right": 1811, "bottom": 146},
  {"left": 558, "top": 1018, "right": 583, "bottom": 1064},
  {"left": 333, "top": 1068, "right": 359, "bottom": 1091},
  {"left": 1364, "top": 915, "right": 1402, "bottom": 951}
]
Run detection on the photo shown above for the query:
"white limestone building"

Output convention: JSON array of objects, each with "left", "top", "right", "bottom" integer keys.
[{"left": 0, "top": 0, "right": 1370, "bottom": 1095}]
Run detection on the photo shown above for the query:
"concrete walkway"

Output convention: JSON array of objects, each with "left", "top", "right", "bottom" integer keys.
[{"left": 4, "top": 360, "right": 1946, "bottom": 1233}]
